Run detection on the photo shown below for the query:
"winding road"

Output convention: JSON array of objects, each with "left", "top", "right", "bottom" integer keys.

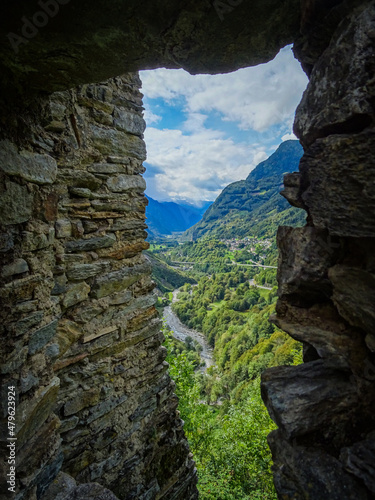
[{"left": 163, "top": 289, "right": 214, "bottom": 370}]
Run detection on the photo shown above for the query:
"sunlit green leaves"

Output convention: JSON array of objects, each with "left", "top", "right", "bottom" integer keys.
[{"left": 163, "top": 325, "right": 277, "bottom": 500}]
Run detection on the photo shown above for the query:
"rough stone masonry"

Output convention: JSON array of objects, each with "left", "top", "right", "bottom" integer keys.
[
  {"left": 0, "top": 0, "right": 375, "bottom": 499},
  {"left": 0, "top": 74, "right": 197, "bottom": 499}
]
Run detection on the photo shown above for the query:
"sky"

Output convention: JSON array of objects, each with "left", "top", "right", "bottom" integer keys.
[{"left": 140, "top": 45, "right": 308, "bottom": 207}]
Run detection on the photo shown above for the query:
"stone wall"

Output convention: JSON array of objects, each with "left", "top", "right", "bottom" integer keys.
[
  {"left": 261, "top": 2, "right": 375, "bottom": 498},
  {"left": 0, "top": 0, "right": 300, "bottom": 98},
  {"left": 1, "top": 1, "right": 375, "bottom": 499},
  {"left": 0, "top": 73, "right": 197, "bottom": 500}
]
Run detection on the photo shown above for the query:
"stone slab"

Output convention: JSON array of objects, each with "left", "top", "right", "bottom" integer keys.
[
  {"left": 64, "top": 388, "right": 101, "bottom": 417},
  {"left": 1, "top": 258, "right": 29, "bottom": 277},
  {"left": 91, "top": 261, "right": 151, "bottom": 299},
  {"left": 113, "top": 108, "right": 146, "bottom": 136},
  {"left": 0, "top": 181, "right": 33, "bottom": 225},
  {"left": 29, "top": 320, "right": 59, "bottom": 355},
  {"left": 90, "top": 125, "right": 146, "bottom": 160},
  {"left": 66, "top": 262, "right": 111, "bottom": 281},
  {"left": 63, "top": 282, "right": 91, "bottom": 308},
  {"left": 0, "top": 139, "right": 57, "bottom": 184},
  {"left": 261, "top": 359, "right": 358, "bottom": 439},
  {"left": 298, "top": 132, "right": 375, "bottom": 237},
  {"left": 16, "top": 377, "right": 60, "bottom": 447},
  {"left": 106, "top": 174, "right": 146, "bottom": 193},
  {"left": 65, "top": 234, "right": 116, "bottom": 253}
]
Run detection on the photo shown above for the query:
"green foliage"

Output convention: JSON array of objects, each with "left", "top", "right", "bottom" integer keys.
[
  {"left": 163, "top": 326, "right": 202, "bottom": 369},
  {"left": 196, "top": 386, "right": 277, "bottom": 500},
  {"left": 172, "top": 265, "right": 302, "bottom": 402},
  {"left": 153, "top": 179, "right": 304, "bottom": 498},
  {"left": 145, "top": 251, "right": 196, "bottom": 292},
  {"left": 255, "top": 268, "right": 277, "bottom": 287},
  {"left": 163, "top": 327, "right": 215, "bottom": 439},
  {"left": 163, "top": 326, "right": 277, "bottom": 500},
  {"left": 162, "top": 252, "right": 301, "bottom": 498}
]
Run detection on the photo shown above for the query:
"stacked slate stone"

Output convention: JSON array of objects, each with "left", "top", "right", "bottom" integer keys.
[
  {"left": 0, "top": 74, "right": 198, "bottom": 499},
  {"left": 1, "top": 0, "right": 375, "bottom": 498},
  {"left": 261, "top": 2, "right": 375, "bottom": 499}
]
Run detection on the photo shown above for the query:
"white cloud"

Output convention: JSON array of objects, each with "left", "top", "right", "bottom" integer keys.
[
  {"left": 140, "top": 46, "right": 307, "bottom": 204},
  {"left": 143, "top": 108, "right": 162, "bottom": 125},
  {"left": 141, "top": 46, "right": 307, "bottom": 132},
  {"left": 144, "top": 126, "right": 267, "bottom": 204},
  {"left": 182, "top": 113, "right": 208, "bottom": 133},
  {"left": 281, "top": 132, "right": 298, "bottom": 142}
]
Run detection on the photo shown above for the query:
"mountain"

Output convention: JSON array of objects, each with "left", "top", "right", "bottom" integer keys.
[
  {"left": 145, "top": 197, "right": 210, "bottom": 237},
  {"left": 184, "top": 140, "right": 305, "bottom": 240},
  {"left": 145, "top": 251, "right": 196, "bottom": 292}
]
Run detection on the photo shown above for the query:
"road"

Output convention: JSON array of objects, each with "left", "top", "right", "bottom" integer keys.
[
  {"left": 170, "top": 260, "right": 277, "bottom": 269},
  {"left": 248, "top": 279, "right": 273, "bottom": 291}
]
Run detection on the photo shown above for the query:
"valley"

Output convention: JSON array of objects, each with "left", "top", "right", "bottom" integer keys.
[
  {"left": 163, "top": 289, "right": 214, "bottom": 370},
  {"left": 149, "top": 237, "right": 300, "bottom": 500},
  {"left": 146, "top": 140, "right": 305, "bottom": 499}
]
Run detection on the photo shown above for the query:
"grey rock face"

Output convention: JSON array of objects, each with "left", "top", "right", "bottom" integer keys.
[
  {"left": 1, "top": 258, "right": 29, "bottom": 277},
  {"left": 90, "top": 125, "right": 147, "bottom": 160},
  {"left": 294, "top": 3, "right": 375, "bottom": 148},
  {"left": 264, "top": 2, "right": 375, "bottom": 498},
  {"left": 262, "top": 360, "right": 358, "bottom": 440},
  {"left": 298, "top": 132, "right": 375, "bottom": 237},
  {"left": 107, "top": 174, "right": 146, "bottom": 193},
  {"left": 63, "top": 482, "right": 121, "bottom": 500},
  {"left": 29, "top": 320, "right": 59, "bottom": 355},
  {"left": 65, "top": 234, "right": 116, "bottom": 253},
  {"left": 13, "top": 311, "right": 44, "bottom": 337},
  {"left": 272, "top": 301, "right": 367, "bottom": 370},
  {"left": 268, "top": 431, "right": 369, "bottom": 500},
  {"left": 113, "top": 108, "right": 146, "bottom": 136},
  {"left": 62, "top": 282, "right": 90, "bottom": 308},
  {"left": 329, "top": 265, "right": 375, "bottom": 335},
  {"left": 88, "top": 163, "right": 127, "bottom": 174},
  {"left": 0, "top": 181, "right": 33, "bottom": 225},
  {"left": 40, "top": 472, "right": 78, "bottom": 500},
  {"left": 0, "top": 1, "right": 301, "bottom": 96},
  {"left": 0, "top": 74, "right": 198, "bottom": 499},
  {"left": 277, "top": 226, "right": 337, "bottom": 303},
  {"left": 0, "top": 140, "right": 57, "bottom": 184},
  {"left": 55, "top": 219, "right": 72, "bottom": 238},
  {"left": 66, "top": 262, "right": 111, "bottom": 281},
  {"left": 340, "top": 432, "right": 375, "bottom": 495},
  {"left": 91, "top": 261, "right": 151, "bottom": 299},
  {"left": 280, "top": 172, "right": 305, "bottom": 209}
]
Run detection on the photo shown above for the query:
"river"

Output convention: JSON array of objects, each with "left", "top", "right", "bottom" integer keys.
[{"left": 163, "top": 289, "right": 214, "bottom": 370}]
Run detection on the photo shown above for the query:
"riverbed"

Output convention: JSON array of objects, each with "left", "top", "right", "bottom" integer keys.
[{"left": 163, "top": 289, "right": 214, "bottom": 370}]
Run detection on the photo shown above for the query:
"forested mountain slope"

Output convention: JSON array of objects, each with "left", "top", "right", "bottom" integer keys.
[{"left": 184, "top": 140, "right": 304, "bottom": 240}]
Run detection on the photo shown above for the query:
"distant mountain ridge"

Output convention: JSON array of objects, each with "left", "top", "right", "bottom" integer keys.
[
  {"left": 146, "top": 196, "right": 211, "bottom": 237},
  {"left": 184, "top": 140, "right": 305, "bottom": 240}
]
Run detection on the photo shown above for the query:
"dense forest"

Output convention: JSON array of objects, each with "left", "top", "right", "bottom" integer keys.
[
  {"left": 149, "top": 238, "right": 302, "bottom": 499},
  {"left": 145, "top": 141, "right": 307, "bottom": 498},
  {"left": 165, "top": 327, "right": 278, "bottom": 500}
]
